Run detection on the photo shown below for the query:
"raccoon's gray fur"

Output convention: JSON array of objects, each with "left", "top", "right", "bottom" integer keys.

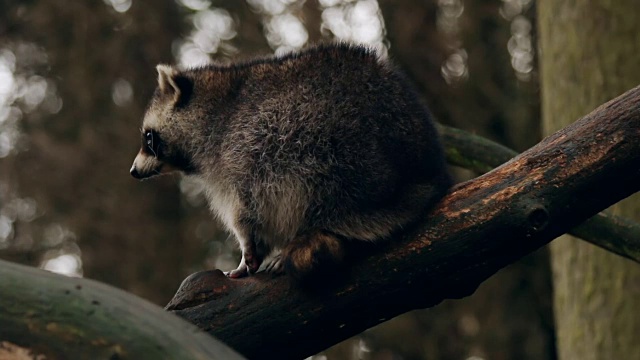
[{"left": 131, "top": 43, "right": 452, "bottom": 280}]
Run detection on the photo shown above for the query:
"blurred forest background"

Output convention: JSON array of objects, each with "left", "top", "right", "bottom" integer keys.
[{"left": 0, "top": 0, "right": 553, "bottom": 359}]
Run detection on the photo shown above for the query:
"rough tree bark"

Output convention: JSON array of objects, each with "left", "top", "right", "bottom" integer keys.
[
  {"left": 167, "top": 86, "right": 640, "bottom": 359},
  {"left": 538, "top": 1, "right": 640, "bottom": 359},
  {"left": 439, "top": 124, "right": 640, "bottom": 264}
]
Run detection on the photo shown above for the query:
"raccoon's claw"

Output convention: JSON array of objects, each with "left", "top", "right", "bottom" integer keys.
[
  {"left": 225, "top": 263, "right": 249, "bottom": 278},
  {"left": 226, "top": 248, "right": 262, "bottom": 278},
  {"left": 263, "top": 253, "right": 284, "bottom": 274}
]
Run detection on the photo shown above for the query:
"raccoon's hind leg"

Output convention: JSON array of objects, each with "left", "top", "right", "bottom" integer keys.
[
  {"left": 282, "top": 232, "right": 345, "bottom": 281},
  {"left": 262, "top": 249, "right": 284, "bottom": 274}
]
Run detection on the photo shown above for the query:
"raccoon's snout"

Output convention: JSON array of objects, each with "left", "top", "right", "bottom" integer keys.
[
  {"left": 130, "top": 164, "right": 143, "bottom": 179},
  {"left": 130, "top": 152, "right": 162, "bottom": 180},
  {"left": 130, "top": 162, "right": 157, "bottom": 180}
]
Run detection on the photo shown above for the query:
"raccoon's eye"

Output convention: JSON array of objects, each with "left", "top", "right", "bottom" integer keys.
[{"left": 143, "top": 130, "right": 160, "bottom": 157}]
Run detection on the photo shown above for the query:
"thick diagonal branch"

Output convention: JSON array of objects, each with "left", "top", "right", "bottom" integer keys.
[
  {"left": 169, "top": 85, "right": 640, "bottom": 360},
  {"left": 437, "top": 123, "right": 640, "bottom": 263}
]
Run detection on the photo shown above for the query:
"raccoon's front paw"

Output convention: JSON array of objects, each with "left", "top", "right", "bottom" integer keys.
[
  {"left": 226, "top": 249, "right": 262, "bottom": 278},
  {"left": 225, "top": 262, "right": 249, "bottom": 278},
  {"left": 243, "top": 248, "right": 262, "bottom": 274}
]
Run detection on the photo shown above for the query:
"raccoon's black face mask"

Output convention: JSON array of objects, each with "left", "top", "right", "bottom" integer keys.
[
  {"left": 130, "top": 65, "right": 196, "bottom": 180},
  {"left": 130, "top": 128, "right": 196, "bottom": 179},
  {"left": 130, "top": 129, "right": 162, "bottom": 179}
]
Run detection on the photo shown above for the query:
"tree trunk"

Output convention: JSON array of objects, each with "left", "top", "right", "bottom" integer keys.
[{"left": 538, "top": 1, "right": 640, "bottom": 359}]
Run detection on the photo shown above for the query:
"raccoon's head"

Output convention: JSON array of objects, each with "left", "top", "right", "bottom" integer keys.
[{"left": 130, "top": 65, "right": 197, "bottom": 180}]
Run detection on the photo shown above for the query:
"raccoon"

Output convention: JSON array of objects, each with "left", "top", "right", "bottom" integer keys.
[{"left": 130, "top": 43, "right": 452, "bottom": 280}]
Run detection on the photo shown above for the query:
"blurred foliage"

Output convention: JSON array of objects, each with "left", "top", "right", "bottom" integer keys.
[{"left": 0, "top": 0, "right": 552, "bottom": 359}]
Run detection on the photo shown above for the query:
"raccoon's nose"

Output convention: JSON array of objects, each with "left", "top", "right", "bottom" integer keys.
[{"left": 130, "top": 165, "right": 142, "bottom": 179}]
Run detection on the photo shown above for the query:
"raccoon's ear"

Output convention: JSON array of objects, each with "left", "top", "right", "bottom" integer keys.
[{"left": 156, "top": 64, "right": 192, "bottom": 107}]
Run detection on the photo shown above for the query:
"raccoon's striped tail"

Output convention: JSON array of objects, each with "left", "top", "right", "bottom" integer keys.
[{"left": 282, "top": 232, "right": 345, "bottom": 282}]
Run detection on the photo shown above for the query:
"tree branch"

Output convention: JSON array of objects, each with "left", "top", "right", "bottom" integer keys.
[
  {"left": 167, "top": 85, "right": 640, "bottom": 359},
  {"left": 437, "top": 123, "right": 640, "bottom": 263},
  {"left": 0, "top": 260, "right": 244, "bottom": 360}
]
